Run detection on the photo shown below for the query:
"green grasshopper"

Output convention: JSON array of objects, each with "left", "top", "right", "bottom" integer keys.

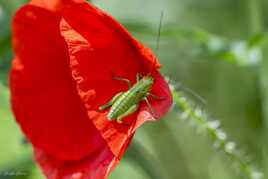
[
  {"left": 99, "top": 74, "right": 165, "bottom": 123},
  {"left": 99, "top": 12, "right": 165, "bottom": 123}
]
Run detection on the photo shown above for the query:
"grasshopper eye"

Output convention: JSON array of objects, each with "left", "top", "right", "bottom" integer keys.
[{"left": 135, "top": 90, "right": 140, "bottom": 94}]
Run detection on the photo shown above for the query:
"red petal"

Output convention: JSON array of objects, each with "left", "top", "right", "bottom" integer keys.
[
  {"left": 10, "top": 1, "right": 172, "bottom": 179},
  {"left": 11, "top": 5, "right": 106, "bottom": 161},
  {"left": 30, "top": 0, "right": 85, "bottom": 11},
  {"left": 34, "top": 146, "right": 117, "bottom": 179},
  {"left": 60, "top": 2, "right": 172, "bottom": 158}
]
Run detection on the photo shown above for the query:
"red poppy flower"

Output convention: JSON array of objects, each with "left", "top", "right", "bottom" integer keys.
[{"left": 10, "top": 0, "right": 172, "bottom": 178}]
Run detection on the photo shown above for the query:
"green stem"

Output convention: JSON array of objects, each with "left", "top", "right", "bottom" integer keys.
[
  {"left": 248, "top": 0, "right": 263, "bottom": 34},
  {"left": 248, "top": 0, "right": 268, "bottom": 177},
  {"left": 125, "top": 140, "right": 163, "bottom": 179},
  {"left": 172, "top": 88, "right": 262, "bottom": 178}
]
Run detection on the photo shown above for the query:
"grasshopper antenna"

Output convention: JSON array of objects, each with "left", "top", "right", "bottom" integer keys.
[
  {"left": 177, "top": 82, "right": 207, "bottom": 106},
  {"left": 148, "top": 11, "right": 164, "bottom": 74},
  {"left": 155, "top": 11, "right": 164, "bottom": 57}
]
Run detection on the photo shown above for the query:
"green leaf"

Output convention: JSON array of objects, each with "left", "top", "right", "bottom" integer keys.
[{"left": 248, "top": 32, "right": 268, "bottom": 48}]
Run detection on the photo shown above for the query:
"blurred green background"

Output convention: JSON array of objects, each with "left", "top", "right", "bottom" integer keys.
[{"left": 0, "top": 0, "right": 267, "bottom": 178}]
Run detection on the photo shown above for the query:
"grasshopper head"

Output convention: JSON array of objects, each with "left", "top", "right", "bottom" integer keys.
[{"left": 141, "top": 75, "right": 154, "bottom": 90}]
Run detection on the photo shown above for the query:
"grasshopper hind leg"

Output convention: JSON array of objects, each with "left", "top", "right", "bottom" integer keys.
[
  {"left": 99, "top": 92, "right": 123, "bottom": 111},
  {"left": 144, "top": 97, "right": 156, "bottom": 116},
  {"left": 116, "top": 104, "right": 139, "bottom": 123},
  {"left": 144, "top": 93, "right": 166, "bottom": 117}
]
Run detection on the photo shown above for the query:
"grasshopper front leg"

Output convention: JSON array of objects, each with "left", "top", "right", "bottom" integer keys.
[
  {"left": 113, "top": 76, "right": 132, "bottom": 89},
  {"left": 147, "top": 93, "right": 166, "bottom": 100},
  {"left": 136, "top": 73, "right": 142, "bottom": 82}
]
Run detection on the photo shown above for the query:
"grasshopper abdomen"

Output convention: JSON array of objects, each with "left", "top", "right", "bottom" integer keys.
[{"left": 99, "top": 75, "right": 161, "bottom": 123}]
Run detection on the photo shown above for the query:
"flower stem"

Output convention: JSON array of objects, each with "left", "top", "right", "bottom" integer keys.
[{"left": 171, "top": 87, "right": 262, "bottom": 179}]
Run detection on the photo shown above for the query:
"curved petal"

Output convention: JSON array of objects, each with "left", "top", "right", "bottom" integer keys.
[
  {"left": 60, "top": 2, "right": 172, "bottom": 158},
  {"left": 10, "top": 2, "right": 172, "bottom": 179},
  {"left": 34, "top": 146, "right": 117, "bottom": 179},
  {"left": 10, "top": 5, "right": 106, "bottom": 161},
  {"left": 30, "top": 0, "right": 85, "bottom": 11}
]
